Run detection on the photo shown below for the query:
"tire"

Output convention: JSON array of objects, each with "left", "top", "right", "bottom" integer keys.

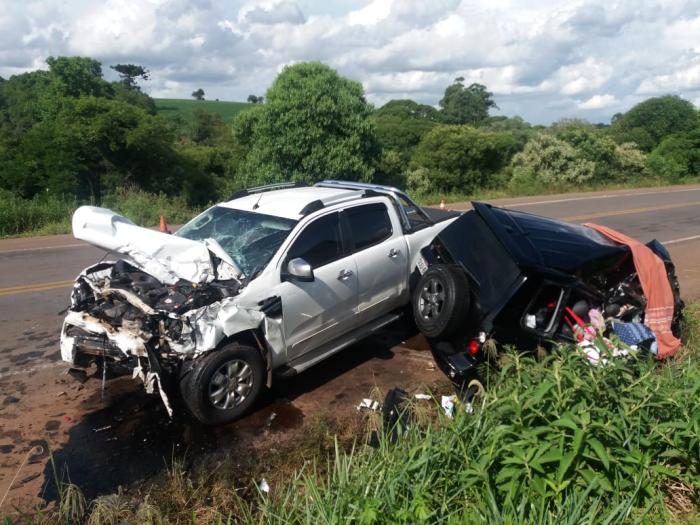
[
  {"left": 412, "top": 264, "right": 471, "bottom": 339},
  {"left": 180, "top": 342, "right": 264, "bottom": 425}
]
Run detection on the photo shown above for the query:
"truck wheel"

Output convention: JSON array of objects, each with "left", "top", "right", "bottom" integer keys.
[
  {"left": 412, "top": 265, "right": 471, "bottom": 339},
  {"left": 180, "top": 342, "right": 264, "bottom": 425}
]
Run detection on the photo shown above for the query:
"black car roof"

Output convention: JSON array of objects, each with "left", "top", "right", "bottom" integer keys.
[{"left": 471, "top": 202, "right": 628, "bottom": 274}]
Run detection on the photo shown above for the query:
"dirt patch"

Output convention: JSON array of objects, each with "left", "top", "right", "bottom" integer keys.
[{"left": 0, "top": 319, "right": 443, "bottom": 514}]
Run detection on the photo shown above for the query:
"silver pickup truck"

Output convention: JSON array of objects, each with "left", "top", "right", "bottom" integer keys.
[{"left": 61, "top": 180, "right": 459, "bottom": 424}]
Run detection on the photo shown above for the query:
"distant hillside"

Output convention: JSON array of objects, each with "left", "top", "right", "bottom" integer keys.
[{"left": 154, "top": 98, "right": 253, "bottom": 122}]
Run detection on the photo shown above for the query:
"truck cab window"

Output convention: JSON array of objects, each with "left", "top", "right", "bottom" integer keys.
[
  {"left": 345, "top": 203, "right": 393, "bottom": 251},
  {"left": 287, "top": 213, "right": 343, "bottom": 268}
]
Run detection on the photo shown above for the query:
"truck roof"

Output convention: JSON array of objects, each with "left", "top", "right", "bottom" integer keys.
[{"left": 219, "top": 186, "right": 363, "bottom": 220}]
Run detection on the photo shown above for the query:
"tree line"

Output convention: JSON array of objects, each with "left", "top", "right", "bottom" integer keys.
[{"left": 0, "top": 57, "right": 698, "bottom": 211}]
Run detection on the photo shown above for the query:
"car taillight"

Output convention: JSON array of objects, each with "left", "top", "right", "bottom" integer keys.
[{"left": 469, "top": 340, "right": 479, "bottom": 354}]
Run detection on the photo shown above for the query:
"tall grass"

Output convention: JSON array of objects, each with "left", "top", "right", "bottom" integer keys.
[
  {"left": 257, "top": 338, "right": 700, "bottom": 523},
  {"left": 0, "top": 188, "right": 199, "bottom": 237},
  {"left": 0, "top": 189, "right": 75, "bottom": 237}
]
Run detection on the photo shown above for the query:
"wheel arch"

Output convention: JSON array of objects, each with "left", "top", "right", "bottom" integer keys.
[{"left": 216, "top": 328, "right": 273, "bottom": 388}]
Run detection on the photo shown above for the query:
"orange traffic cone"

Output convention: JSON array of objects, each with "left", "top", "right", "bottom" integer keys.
[
  {"left": 159, "top": 215, "right": 168, "bottom": 233},
  {"left": 439, "top": 199, "right": 446, "bottom": 210}
]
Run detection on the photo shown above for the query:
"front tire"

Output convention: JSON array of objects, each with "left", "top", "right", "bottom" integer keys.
[{"left": 180, "top": 342, "right": 264, "bottom": 425}]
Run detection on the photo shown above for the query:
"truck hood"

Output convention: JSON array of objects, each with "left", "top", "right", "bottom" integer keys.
[{"left": 72, "top": 206, "right": 240, "bottom": 285}]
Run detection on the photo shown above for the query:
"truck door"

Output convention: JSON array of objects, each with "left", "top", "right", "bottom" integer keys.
[
  {"left": 343, "top": 202, "right": 408, "bottom": 324},
  {"left": 278, "top": 212, "right": 359, "bottom": 360}
]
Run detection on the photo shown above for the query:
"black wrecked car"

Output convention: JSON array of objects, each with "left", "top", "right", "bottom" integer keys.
[{"left": 412, "top": 202, "right": 684, "bottom": 388}]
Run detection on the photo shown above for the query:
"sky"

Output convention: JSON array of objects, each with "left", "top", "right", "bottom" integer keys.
[{"left": 1, "top": 0, "right": 699, "bottom": 124}]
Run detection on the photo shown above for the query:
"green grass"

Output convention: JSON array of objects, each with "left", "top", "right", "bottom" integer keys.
[
  {"left": 18, "top": 305, "right": 700, "bottom": 524},
  {"left": 154, "top": 98, "right": 252, "bottom": 123}
]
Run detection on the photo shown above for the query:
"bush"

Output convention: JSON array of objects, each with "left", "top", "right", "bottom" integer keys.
[
  {"left": 510, "top": 134, "right": 595, "bottom": 188},
  {"left": 646, "top": 129, "right": 700, "bottom": 182},
  {"left": 410, "top": 125, "right": 517, "bottom": 194},
  {"left": 614, "top": 142, "right": 648, "bottom": 180}
]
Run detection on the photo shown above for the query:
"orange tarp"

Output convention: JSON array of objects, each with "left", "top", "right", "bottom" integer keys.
[{"left": 584, "top": 223, "right": 681, "bottom": 359}]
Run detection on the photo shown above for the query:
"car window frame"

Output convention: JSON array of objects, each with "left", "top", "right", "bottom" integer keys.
[
  {"left": 341, "top": 202, "right": 394, "bottom": 254},
  {"left": 282, "top": 211, "right": 348, "bottom": 270}
]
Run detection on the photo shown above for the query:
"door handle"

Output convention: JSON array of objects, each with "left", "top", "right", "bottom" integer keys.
[
  {"left": 388, "top": 248, "right": 400, "bottom": 258},
  {"left": 337, "top": 269, "right": 354, "bottom": 280}
]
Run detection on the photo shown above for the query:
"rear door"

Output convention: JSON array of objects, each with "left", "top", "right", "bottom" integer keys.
[
  {"left": 343, "top": 202, "right": 409, "bottom": 324},
  {"left": 279, "top": 212, "right": 359, "bottom": 360}
]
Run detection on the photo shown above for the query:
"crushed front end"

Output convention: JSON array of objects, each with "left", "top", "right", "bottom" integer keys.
[{"left": 60, "top": 259, "right": 242, "bottom": 413}]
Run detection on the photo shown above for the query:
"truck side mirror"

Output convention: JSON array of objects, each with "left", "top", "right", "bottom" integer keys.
[{"left": 283, "top": 257, "right": 314, "bottom": 282}]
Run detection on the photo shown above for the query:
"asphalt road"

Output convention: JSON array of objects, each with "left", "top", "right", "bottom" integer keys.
[{"left": 0, "top": 183, "right": 698, "bottom": 509}]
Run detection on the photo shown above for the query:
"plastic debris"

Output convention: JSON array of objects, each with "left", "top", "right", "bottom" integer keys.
[
  {"left": 259, "top": 479, "right": 270, "bottom": 493},
  {"left": 356, "top": 398, "right": 380, "bottom": 411},
  {"left": 441, "top": 395, "right": 457, "bottom": 418},
  {"left": 414, "top": 393, "right": 431, "bottom": 400},
  {"left": 525, "top": 314, "right": 537, "bottom": 329}
]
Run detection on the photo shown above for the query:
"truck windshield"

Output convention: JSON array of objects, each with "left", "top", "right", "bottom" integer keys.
[{"left": 176, "top": 206, "right": 297, "bottom": 277}]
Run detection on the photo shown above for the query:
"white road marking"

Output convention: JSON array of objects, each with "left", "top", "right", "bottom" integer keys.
[
  {"left": 0, "top": 243, "right": 87, "bottom": 254},
  {"left": 662, "top": 234, "right": 700, "bottom": 246},
  {"left": 509, "top": 186, "right": 700, "bottom": 207}
]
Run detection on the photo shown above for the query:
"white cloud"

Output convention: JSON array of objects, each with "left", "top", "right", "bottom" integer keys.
[
  {"left": 637, "top": 60, "right": 700, "bottom": 94},
  {"left": 1, "top": 0, "right": 700, "bottom": 123},
  {"left": 577, "top": 94, "right": 618, "bottom": 109}
]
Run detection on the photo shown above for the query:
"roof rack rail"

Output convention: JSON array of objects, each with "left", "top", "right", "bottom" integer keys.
[
  {"left": 298, "top": 189, "right": 368, "bottom": 216},
  {"left": 228, "top": 181, "right": 308, "bottom": 201},
  {"left": 314, "top": 180, "right": 431, "bottom": 231}
]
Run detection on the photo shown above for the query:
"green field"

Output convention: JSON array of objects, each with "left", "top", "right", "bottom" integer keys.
[{"left": 154, "top": 98, "right": 252, "bottom": 122}]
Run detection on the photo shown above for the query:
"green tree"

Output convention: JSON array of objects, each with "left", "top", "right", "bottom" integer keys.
[
  {"left": 409, "top": 125, "right": 516, "bottom": 193},
  {"left": 189, "top": 110, "right": 229, "bottom": 145},
  {"left": 0, "top": 70, "right": 54, "bottom": 145},
  {"left": 110, "top": 64, "right": 150, "bottom": 90},
  {"left": 439, "top": 79, "right": 498, "bottom": 125},
  {"left": 481, "top": 116, "right": 536, "bottom": 152},
  {"left": 192, "top": 88, "right": 205, "bottom": 100},
  {"left": 610, "top": 95, "right": 698, "bottom": 151},
  {"left": 374, "top": 99, "right": 442, "bottom": 158},
  {"left": 111, "top": 82, "right": 157, "bottom": 114},
  {"left": 233, "top": 62, "right": 379, "bottom": 185},
  {"left": 46, "top": 56, "right": 110, "bottom": 98}
]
